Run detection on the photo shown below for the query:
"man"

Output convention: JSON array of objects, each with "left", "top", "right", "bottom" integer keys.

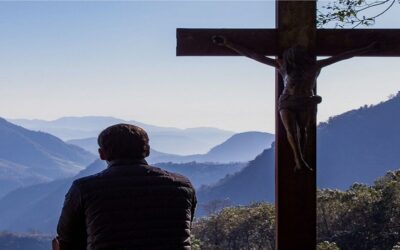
[{"left": 57, "top": 124, "right": 197, "bottom": 250}]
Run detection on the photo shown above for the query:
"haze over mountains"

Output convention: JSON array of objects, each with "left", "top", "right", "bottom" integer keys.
[
  {"left": 317, "top": 96, "right": 400, "bottom": 188},
  {"left": 0, "top": 160, "right": 246, "bottom": 233},
  {"left": 1, "top": 93, "right": 400, "bottom": 232},
  {"left": 197, "top": 93, "right": 400, "bottom": 211},
  {"left": 0, "top": 161, "right": 105, "bottom": 233},
  {"left": 0, "top": 116, "right": 272, "bottom": 200},
  {"left": 69, "top": 131, "right": 274, "bottom": 164},
  {"left": 11, "top": 116, "right": 234, "bottom": 155},
  {"left": 151, "top": 131, "right": 274, "bottom": 163},
  {"left": 0, "top": 118, "right": 257, "bottom": 232},
  {"left": 0, "top": 118, "right": 95, "bottom": 197}
]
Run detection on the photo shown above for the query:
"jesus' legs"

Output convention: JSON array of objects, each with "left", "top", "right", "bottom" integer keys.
[
  {"left": 297, "top": 108, "right": 317, "bottom": 168},
  {"left": 279, "top": 109, "right": 310, "bottom": 172},
  {"left": 297, "top": 111, "right": 315, "bottom": 172}
]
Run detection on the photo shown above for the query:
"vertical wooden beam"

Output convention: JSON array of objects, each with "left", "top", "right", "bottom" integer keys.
[{"left": 275, "top": 1, "right": 317, "bottom": 250}]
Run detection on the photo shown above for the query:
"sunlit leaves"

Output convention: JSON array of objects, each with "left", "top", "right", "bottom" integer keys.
[
  {"left": 192, "top": 170, "right": 400, "bottom": 249},
  {"left": 317, "top": 0, "right": 397, "bottom": 28},
  {"left": 317, "top": 241, "right": 340, "bottom": 250},
  {"left": 318, "top": 170, "right": 400, "bottom": 249},
  {"left": 192, "top": 203, "right": 275, "bottom": 250}
]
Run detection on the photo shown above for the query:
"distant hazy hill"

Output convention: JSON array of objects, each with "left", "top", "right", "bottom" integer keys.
[
  {"left": 196, "top": 132, "right": 274, "bottom": 162},
  {"left": 0, "top": 232, "right": 52, "bottom": 250},
  {"left": 197, "top": 94, "right": 400, "bottom": 209},
  {"left": 66, "top": 137, "right": 178, "bottom": 164},
  {"left": 69, "top": 132, "right": 274, "bottom": 164},
  {"left": 11, "top": 116, "right": 234, "bottom": 155},
  {"left": 156, "top": 162, "right": 245, "bottom": 188},
  {"left": 0, "top": 160, "right": 105, "bottom": 233},
  {"left": 0, "top": 159, "right": 244, "bottom": 233},
  {"left": 0, "top": 160, "right": 50, "bottom": 199},
  {"left": 197, "top": 148, "right": 274, "bottom": 215},
  {"left": 317, "top": 94, "right": 400, "bottom": 189},
  {"left": 0, "top": 118, "right": 95, "bottom": 197},
  {"left": 153, "top": 131, "right": 274, "bottom": 163}
]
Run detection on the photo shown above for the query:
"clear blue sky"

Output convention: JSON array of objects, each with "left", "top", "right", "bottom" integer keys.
[{"left": 0, "top": 1, "right": 399, "bottom": 132}]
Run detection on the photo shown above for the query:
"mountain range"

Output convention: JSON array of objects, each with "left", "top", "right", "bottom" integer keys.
[
  {"left": 0, "top": 117, "right": 272, "bottom": 199},
  {"left": 198, "top": 148, "right": 274, "bottom": 212},
  {"left": 0, "top": 159, "right": 245, "bottom": 233},
  {"left": 0, "top": 118, "right": 95, "bottom": 197},
  {"left": 69, "top": 131, "right": 274, "bottom": 164},
  {"left": 2, "top": 93, "right": 400, "bottom": 231},
  {"left": 197, "top": 93, "right": 400, "bottom": 213},
  {"left": 0, "top": 160, "right": 105, "bottom": 233},
  {"left": 11, "top": 116, "right": 234, "bottom": 155}
]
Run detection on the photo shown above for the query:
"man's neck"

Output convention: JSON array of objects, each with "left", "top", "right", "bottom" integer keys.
[{"left": 107, "top": 158, "right": 147, "bottom": 168}]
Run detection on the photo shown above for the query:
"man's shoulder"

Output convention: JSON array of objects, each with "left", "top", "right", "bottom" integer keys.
[
  {"left": 71, "top": 164, "right": 194, "bottom": 189},
  {"left": 146, "top": 164, "right": 194, "bottom": 189},
  {"left": 71, "top": 170, "right": 107, "bottom": 188}
]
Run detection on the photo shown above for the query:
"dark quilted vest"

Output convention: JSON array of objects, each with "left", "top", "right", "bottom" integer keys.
[{"left": 73, "top": 160, "right": 196, "bottom": 250}]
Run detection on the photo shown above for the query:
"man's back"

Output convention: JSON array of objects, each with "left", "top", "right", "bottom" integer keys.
[{"left": 57, "top": 159, "right": 196, "bottom": 250}]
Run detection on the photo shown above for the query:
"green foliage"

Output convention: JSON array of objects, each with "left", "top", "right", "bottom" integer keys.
[
  {"left": 393, "top": 242, "right": 400, "bottom": 250},
  {"left": 190, "top": 234, "right": 201, "bottom": 250},
  {"left": 317, "top": 241, "right": 340, "bottom": 250},
  {"left": 2, "top": 171, "right": 399, "bottom": 249},
  {"left": 318, "top": 170, "right": 400, "bottom": 249},
  {"left": 318, "top": 0, "right": 399, "bottom": 28},
  {"left": 193, "top": 170, "right": 400, "bottom": 249},
  {"left": 192, "top": 202, "right": 275, "bottom": 250}
]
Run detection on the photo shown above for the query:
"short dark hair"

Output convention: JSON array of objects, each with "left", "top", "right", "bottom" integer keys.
[{"left": 97, "top": 124, "right": 150, "bottom": 160}]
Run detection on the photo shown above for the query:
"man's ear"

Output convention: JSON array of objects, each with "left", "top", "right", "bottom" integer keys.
[
  {"left": 98, "top": 148, "right": 108, "bottom": 161},
  {"left": 144, "top": 145, "right": 150, "bottom": 158},
  {"left": 277, "top": 59, "right": 283, "bottom": 67}
]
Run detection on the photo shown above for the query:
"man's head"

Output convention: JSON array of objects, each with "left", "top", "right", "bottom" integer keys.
[{"left": 97, "top": 124, "right": 150, "bottom": 161}]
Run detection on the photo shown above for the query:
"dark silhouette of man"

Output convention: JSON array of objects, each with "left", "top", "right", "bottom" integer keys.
[{"left": 57, "top": 124, "right": 197, "bottom": 250}]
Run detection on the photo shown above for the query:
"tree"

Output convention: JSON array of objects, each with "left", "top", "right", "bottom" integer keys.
[
  {"left": 317, "top": 241, "right": 340, "bottom": 250},
  {"left": 393, "top": 242, "right": 400, "bottom": 250},
  {"left": 318, "top": 0, "right": 400, "bottom": 28},
  {"left": 317, "top": 170, "right": 400, "bottom": 249},
  {"left": 192, "top": 203, "right": 275, "bottom": 250},
  {"left": 192, "top": 170, "right": 400, "bottom": 249}
]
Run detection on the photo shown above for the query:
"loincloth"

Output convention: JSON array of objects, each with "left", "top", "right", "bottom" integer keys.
[{"left": 278, "top": 94, "right": 322, "bottom": 112}]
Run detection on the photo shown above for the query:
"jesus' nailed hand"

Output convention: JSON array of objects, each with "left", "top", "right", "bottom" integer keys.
[{"left": 212, "top": 35, "right": 378, "bottom": 173}]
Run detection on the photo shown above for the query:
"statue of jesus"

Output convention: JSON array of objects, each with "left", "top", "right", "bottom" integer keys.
[{"left": 213, "top": 36, "right": 376, "bottom": 172}]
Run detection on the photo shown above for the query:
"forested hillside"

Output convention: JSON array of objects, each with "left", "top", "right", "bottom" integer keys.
[
  {"left": 0, "top": 118, "right": 95, "bottom": 197},
  {"left": 0, "top": 160, "right": 244, "bottom": 233},
  {"left": 193, "top": 170, "right": 400, "bottom": 250},
  {"left": 197, "top": 94, "right": 400, "bottom": 209}
]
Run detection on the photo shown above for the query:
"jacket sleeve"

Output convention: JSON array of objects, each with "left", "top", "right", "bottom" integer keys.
[
  {"left": 190, "top": 188, "right": 197, "bottom": 224},
  {"left": 57, "top": 181, "right": 87, "bottom": 250}
]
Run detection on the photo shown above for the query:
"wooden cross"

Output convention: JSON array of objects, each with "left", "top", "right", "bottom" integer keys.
[{"left": 176, "top": 1, "right": 400, "bottom": 249}]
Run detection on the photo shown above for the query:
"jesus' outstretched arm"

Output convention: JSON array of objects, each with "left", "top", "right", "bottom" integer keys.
[
  {"left": 212, "top": 35, "right": 279, "bottom": 68},
  {"left": 317, "top": 42, "right": 377, "bottom": 68}
]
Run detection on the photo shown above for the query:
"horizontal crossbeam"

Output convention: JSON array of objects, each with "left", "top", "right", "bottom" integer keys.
[
  {"left": 177, "top": 29, "right": 278, "bottom": 56},
  {"left": 177, "top": 28, "right": 400, "bottom": 56}
]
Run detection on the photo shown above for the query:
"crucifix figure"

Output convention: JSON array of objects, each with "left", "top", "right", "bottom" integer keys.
[
  {"left": 212, "top": 36, "right": 376, "bottom": 172},
  {"left": 176, "top": 1, "right": 400, "bottom": 249}
]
